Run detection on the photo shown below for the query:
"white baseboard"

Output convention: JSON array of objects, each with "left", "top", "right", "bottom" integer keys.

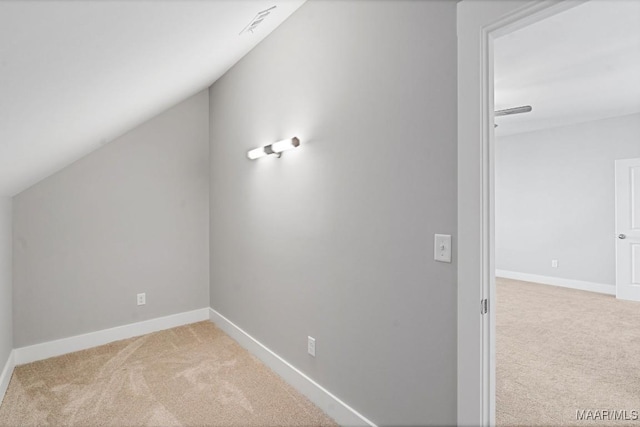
[
  {"left": 496, "top": 270, "right": 615, "bottom": 295},
  {"left": 8, "top": 308, "right": 375, "bottom": 426},
  {"left": 14, "top": 308, "right": 210, "bottom": 365},
  {"left": 0, "top": 349, "right": 15, "bottom": 405},
  {"left": 208, "top": 308, "right": 376, "bottom": 427}
]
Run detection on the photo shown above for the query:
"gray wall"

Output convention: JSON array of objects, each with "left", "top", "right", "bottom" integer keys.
[
  {"left": 13, "top": 90, "right": 210, "bottom": 348},
  {"left": 209, "top": 1, "right": 457, "bottom": 425},
  {"left": 496, "top": 112, "right": 640, "bottom": 284},
  {"left": 0, "top": 198, "right": 12, "bottom": 368}
]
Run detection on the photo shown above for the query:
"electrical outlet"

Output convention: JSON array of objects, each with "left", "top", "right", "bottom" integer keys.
[
  {"left": 307, "top": 336, "right": 316, "bottom": 357},
  {"left": 551, "top": 259, "right": 558, "bottom": 268},
  {"left": 137, "top": 293, "right": 146, "bottom": 306}
]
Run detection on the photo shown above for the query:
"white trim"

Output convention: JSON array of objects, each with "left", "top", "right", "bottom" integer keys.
[
  {"left": 208, "top": 308, "right": 376, "bottom": 427},
  {"left": 457, "top": 1, "right": 587, "bottom": 425},
  {"left": 0, "top": 350, "right": 15, "bottom": 405},
  {"left": 6, "top": 307, "right": 374, "bottom": 425},
  {"left": 496, "top": 270, "right": 615, "bottom": 295},
  {"left": 14, "top": 308, "right": 210, "bottom": 365}
]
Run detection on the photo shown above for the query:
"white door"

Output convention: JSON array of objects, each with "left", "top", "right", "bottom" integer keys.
[{"left": 615, "top": 158, "right": 640, "bottom": 301}]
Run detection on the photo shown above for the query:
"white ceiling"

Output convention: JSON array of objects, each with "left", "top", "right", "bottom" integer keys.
[
  {"left": 494, "top": 0, "right": 640, "bottom": 137},
  {"left": 0, "top": 0, "right": 305, "bottom": 197}
]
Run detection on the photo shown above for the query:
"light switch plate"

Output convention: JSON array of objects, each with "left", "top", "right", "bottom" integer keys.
[{"left": 434, "top": 234, "right": 452, "bottom": 263}]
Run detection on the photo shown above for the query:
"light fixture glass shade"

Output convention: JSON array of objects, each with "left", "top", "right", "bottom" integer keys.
[
  {"left": 247, "top": 147, "right": 268, "bottom": 160},
  {"left": 271, "top": 137, "right": 300, "bottom": 153},
  {"left": 247, "top": 137, "right": 300, "bottom": 160}
]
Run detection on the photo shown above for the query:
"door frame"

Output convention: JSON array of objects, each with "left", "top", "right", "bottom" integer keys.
[{"left": 457, "top": 1, "right": 586, "bottom": 425}]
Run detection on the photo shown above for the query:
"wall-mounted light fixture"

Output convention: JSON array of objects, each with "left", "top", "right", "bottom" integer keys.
[{"left": 247, "top": 137, "right": 300, "bottom": 160}]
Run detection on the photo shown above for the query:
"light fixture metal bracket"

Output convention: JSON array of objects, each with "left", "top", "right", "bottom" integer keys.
[{"left": 264, "top": 144, "right": 280, "bottom": 157}]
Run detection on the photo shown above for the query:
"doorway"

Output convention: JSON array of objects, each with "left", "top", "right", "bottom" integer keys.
[
  {"left": 615, "top": 158, "right": 640, "bottom": 301},
  {"left": 458, "top": 0, "right": 640, "bottom": 425}
]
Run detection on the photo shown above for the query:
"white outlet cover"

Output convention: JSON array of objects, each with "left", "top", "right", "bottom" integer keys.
[
  {"left": 137, "top": 293, "right": 146, "bottom": 306},
  {"left": 307, "top": 336, "right": 316, "bottom": 357}
]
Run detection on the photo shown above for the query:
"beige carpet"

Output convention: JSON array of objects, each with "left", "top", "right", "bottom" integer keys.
[
  {"left": 497, "top": 278, "right": 640, "bottom": 426},
  {"left": 0, "top": 321, "right": 336, "bottom": 426}
]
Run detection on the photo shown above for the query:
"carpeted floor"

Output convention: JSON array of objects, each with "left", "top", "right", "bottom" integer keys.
[
  {"left": 0, "top": 321, "right": 336, "bottom": 426},
  {"left": 497, "top": 277, "right": 640, "bottom": 426}
]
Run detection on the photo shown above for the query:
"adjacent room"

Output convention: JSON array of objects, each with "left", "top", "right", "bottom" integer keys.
[
  {"left": 494, "top": 1, "right": 640, "bottom": 425},
  {"left": 0, "top": 1, "right": 458, "bottom": 426}
]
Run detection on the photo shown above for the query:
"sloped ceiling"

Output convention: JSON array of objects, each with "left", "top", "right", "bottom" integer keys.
[
  {"left": 494, "top": 0, "right": 640, "bottom": 136},
  {"left": 0, "top": 0, "right": 305, "bottom": 197}
]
